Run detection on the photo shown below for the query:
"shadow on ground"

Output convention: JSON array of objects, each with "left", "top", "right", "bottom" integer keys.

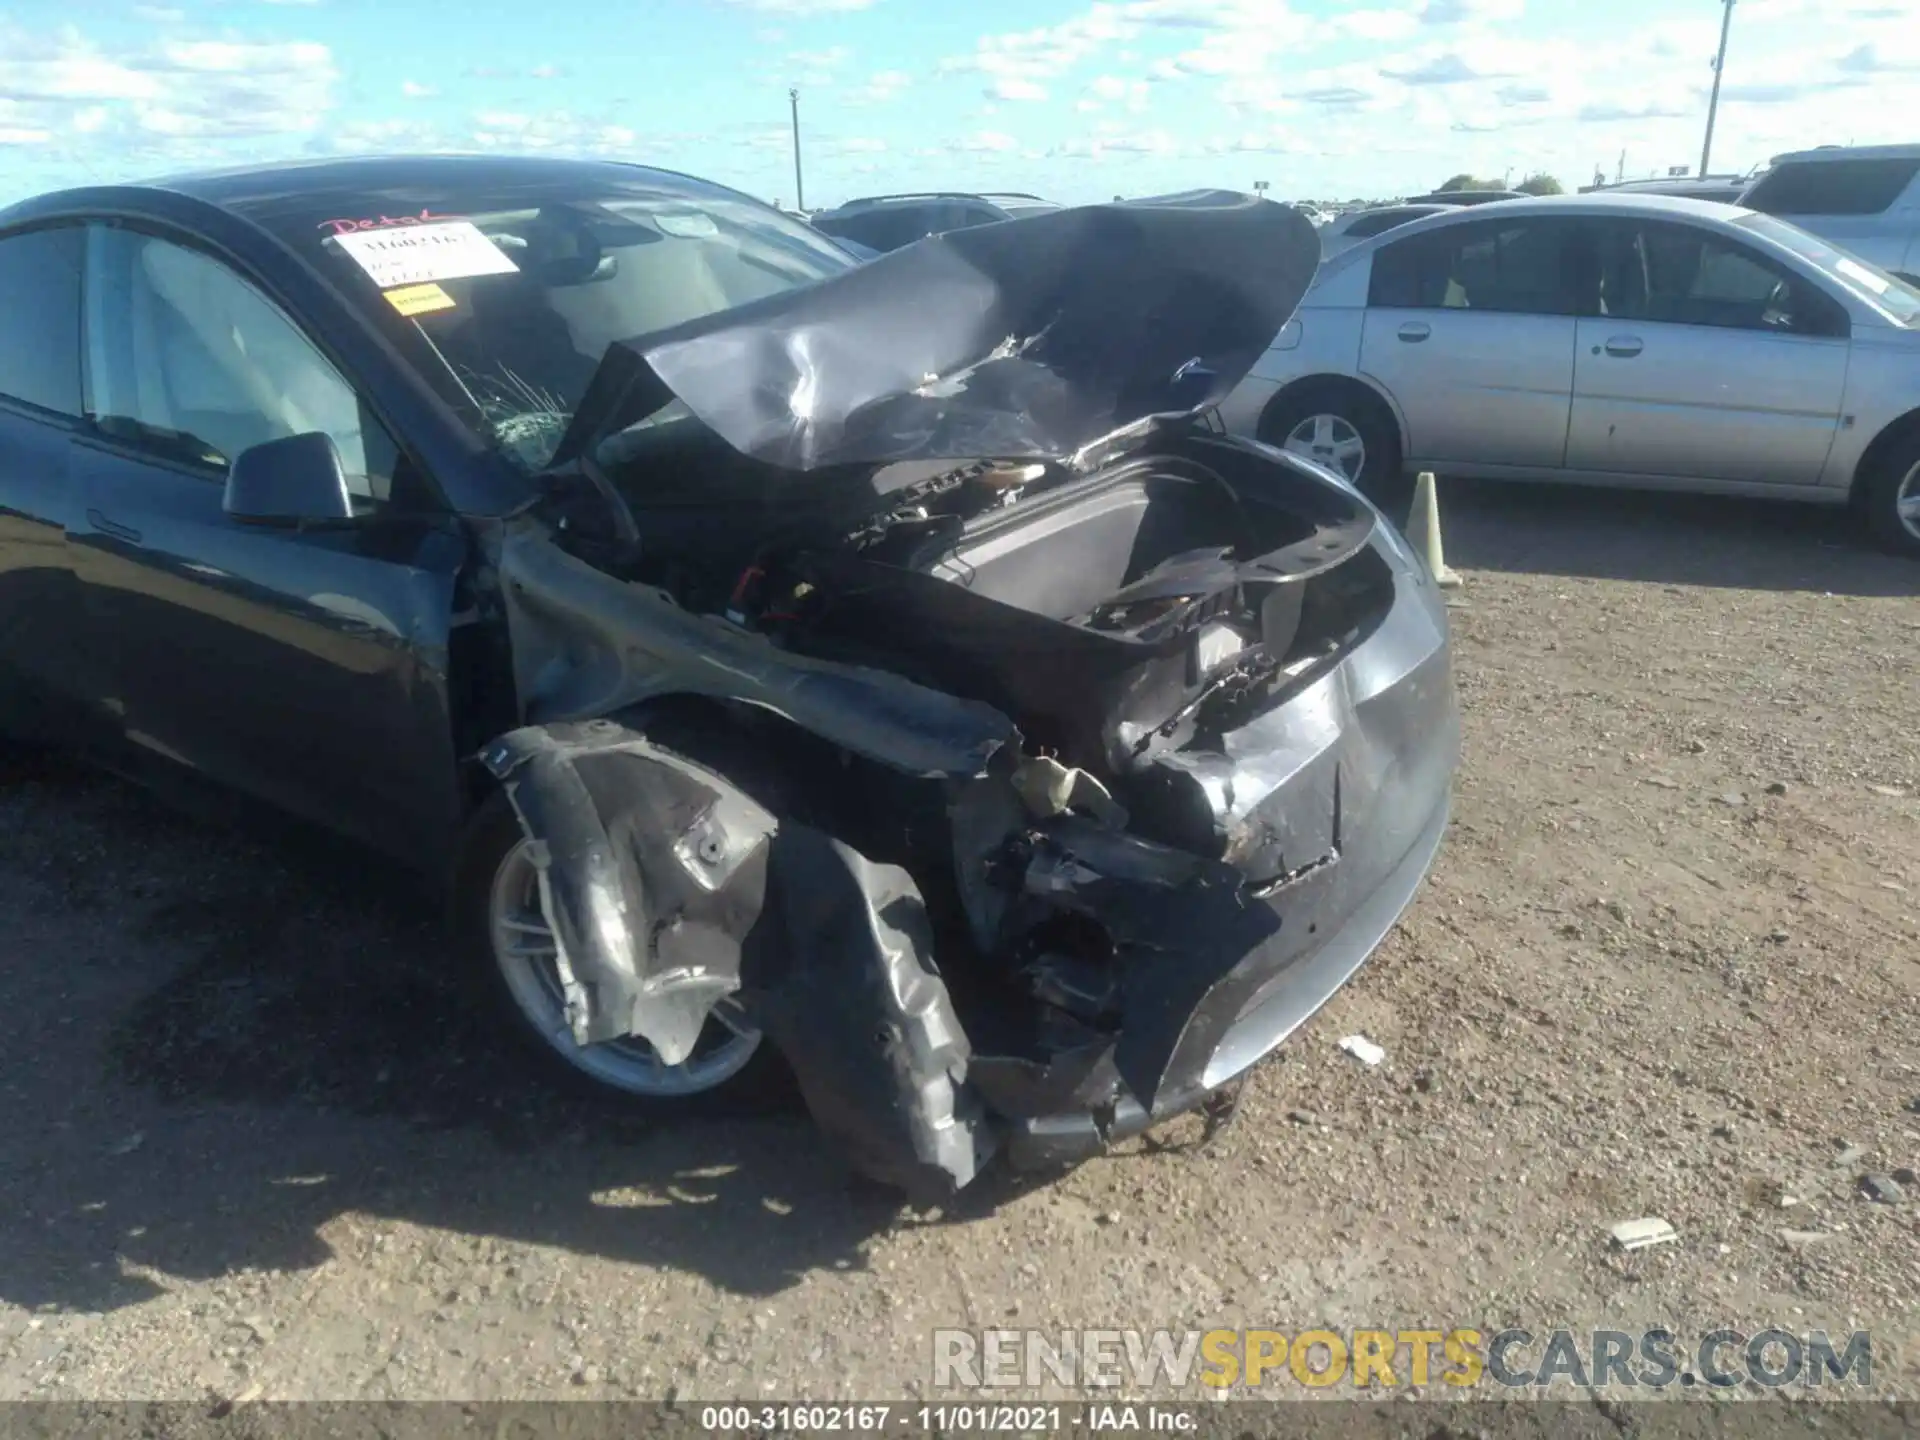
[
  {"left": 1421, "top": 478, "right": 1918, "bottom": 597},
  {"left": 0, "top": 754, "right": 1035, "bottom": 1316}
]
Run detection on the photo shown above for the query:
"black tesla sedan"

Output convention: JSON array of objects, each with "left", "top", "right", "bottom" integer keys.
[{"left": 0, "top": 156, "right": 1457, "bottom": 1194}]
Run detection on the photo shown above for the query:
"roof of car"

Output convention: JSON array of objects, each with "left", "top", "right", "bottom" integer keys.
[
  {"left": 1767, "top": 143, "right": 1920, "bottom": 165},
  {"left": 1315, "top": 192, "right": 1756, "bottom": 262},
  {"left": 816, "top": 190, "right": 1052, "bottom": 215},
  {"left": 1402, "top": 192, "right": 1752, "bottom": 222},
  {"left": 41, "top": 153, "right": 742, "bottom": 223},
  {"left": 1406, "top": 188, "right": 1529, "bottom": 204},
  {"left": 1600, "top": 176, "right": 1747, "bottom": 192},
  {"left": 819, "top": 194, "right": 965, "bottom": 213}
]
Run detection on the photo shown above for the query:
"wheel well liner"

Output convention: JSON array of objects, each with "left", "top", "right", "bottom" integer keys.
[{"left": 1849, "top": 405, "right": 1920, "bottom": 502}]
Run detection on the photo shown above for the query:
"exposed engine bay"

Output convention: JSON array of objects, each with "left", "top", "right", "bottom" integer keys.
[{"left": 476, "top": 191, "right": 1458, "bottom": 1194}]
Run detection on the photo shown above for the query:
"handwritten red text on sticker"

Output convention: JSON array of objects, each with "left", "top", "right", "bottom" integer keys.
[{"left": 319, "top": 209, "right": 463, "bottom": 237}]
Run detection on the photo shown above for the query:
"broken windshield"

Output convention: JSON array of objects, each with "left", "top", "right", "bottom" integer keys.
[{"left": 281, "top": 182, "right": 854, "bottom": 471}]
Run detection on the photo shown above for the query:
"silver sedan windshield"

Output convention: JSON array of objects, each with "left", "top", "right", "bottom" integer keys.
[{"left": 1739, "top": 212, "right": 1920, "bottom": 326}]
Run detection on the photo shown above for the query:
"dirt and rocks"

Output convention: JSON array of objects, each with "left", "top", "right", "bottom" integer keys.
[{"left": 0, "top": 482, "right": 1914, "bottom": 1406}]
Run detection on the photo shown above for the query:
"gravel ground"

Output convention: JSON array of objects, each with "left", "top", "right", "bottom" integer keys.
[{"left": 0, "top": 482, "right": 1914, "bottom": 1406}]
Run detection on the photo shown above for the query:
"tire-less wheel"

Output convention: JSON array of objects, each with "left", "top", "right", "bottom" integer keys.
[
  {"left": 1861, "top": 438, "right": 1920, "bottom": 558},
  {"left": 454, "top": 793, "right": 785, "bottom": 1111},
  {"left": 1258, "top": 381, "right": 1404, "bottom": 507}
]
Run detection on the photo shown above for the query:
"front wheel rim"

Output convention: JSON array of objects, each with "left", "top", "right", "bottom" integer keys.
[
  {"left": 1896, "top": 460, "right": 1920, "bottom": 542},
  {"left": 487, "top": 838, "right": 762, "bottom": 1097},
  {"left": 1282, "top": 412, "right": 1367, "bottom": 483}
]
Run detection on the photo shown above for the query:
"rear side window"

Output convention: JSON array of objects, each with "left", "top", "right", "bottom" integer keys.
[
  {"left": 950, "top": 203, "right": 1006, "bottom": 232},
  {"left": 1743, "top": 158, "right": 1920, "bottom": 216},
  {"left": 0, "top": 226, "right": 84, "bottom": 418},
  {"left": 1345, "top": 208, "right": 1423, "bottom": 240},
  {"left": 826, "top": 207, "right": 940, "bottom": 253},
  {"left": 1369, "top": 218, "right": 1582, "bottom": 315}
]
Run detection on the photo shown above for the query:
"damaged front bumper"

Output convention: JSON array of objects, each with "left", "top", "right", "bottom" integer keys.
[
  {"left": 984, "top": 541, "right": 1458, "bottom": 1167},
  {"left": 481, "top": 521, "right": 1455, "bottom": 1196}
]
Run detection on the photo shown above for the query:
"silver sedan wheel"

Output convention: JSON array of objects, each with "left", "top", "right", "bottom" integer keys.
[
  {"left": 1282, "top": 412, "right": 1367, "bottom": 483},
  {"left": 1898, "top": 460, "right": 1920, "bottom": 542},
  {"left": 487, "top": 838, "right": 763, "bottom": 1097}
]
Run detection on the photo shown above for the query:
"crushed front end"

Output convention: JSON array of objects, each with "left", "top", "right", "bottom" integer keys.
[{"left": 477, "top": 191, "right": 1458, "bottom": 1195}]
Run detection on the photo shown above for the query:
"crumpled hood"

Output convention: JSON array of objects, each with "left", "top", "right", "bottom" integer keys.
[{"left": 549, "top": 189, "right": 1321, "bottom": 473}]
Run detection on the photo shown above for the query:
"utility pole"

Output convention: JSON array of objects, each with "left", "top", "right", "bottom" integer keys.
[
  {"left": 1700, "top": 0, "right": 1736, "bottom": 177},
  {"left": 789, "top": 87, "right": 805, "bottom": 212}
]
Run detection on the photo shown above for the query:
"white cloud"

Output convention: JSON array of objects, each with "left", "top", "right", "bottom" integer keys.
[
  {"left": 719, "top": 0, "right": 877, "bottom": 13},
  {"left": 990, "top": 77, "right": 1048, "bottom": 101},
  {"left": 131, "top": 5, "right": 185, "bottom": 20},
  {"left": 788, "top": 46, "right": 852, "bottom": 68},
  {"left": 774, "top": 43, "right": 850, "bottom": 87},
  {"left": 0, "top": 97, "right": 54, "bottom": 147},
  {"left": 1331, "top": 7, "right": 1420, "bottom": 41},
  {"left": 949, "top": 129, "right": 1019, "bottom": 152},
  {"left": 1201, "top": 130, "right": 1311, "bottom": 155},
  {"left": 1420, "top": 0, "right": 1525, "bottom": 23},
  {"left": 845, "top": 68, "right": 910, "bottom": 103},
  {"left": 1838, "top": 42, "right": 1920, "bottom": 74},
  {"left": 1054, "top": 126, "right": 1180, "bottom": 158},
  {"left": 941, "top": 6, "right": 1142, "bottom": 85},
  {"left": 401, "top": 79, "right": 437, "bottom": 98},
  {"left": 0, "top": 27, "right": 340, "bottom": 148},
  {"left": 1078, "top": 73, "right": 1150, "bottom": 112}
]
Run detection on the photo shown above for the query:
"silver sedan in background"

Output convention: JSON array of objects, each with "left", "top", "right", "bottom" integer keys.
[{"left": 1219, "top": 194, "right": 1920, "bottom": 555}]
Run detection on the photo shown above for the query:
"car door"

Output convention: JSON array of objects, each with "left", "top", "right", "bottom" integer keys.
[
  {"left": 1359, "top": 216, "right": 1582, "bottom": 470},
  {"left": 0, "top": 223, "right": 123, "bottom": 750},
  {"left": 1565, "top": 219, "right": 1849, "bottom": 484},
  {"left": 69, "top": 223, "right": 470, "bottom": 864}
]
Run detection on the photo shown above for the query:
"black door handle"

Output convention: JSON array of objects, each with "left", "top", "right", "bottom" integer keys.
[{"left": 86, "top": 508, "right": 143, "bottom": 545}]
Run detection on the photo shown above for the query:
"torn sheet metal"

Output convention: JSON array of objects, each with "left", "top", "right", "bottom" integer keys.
[
  {"left": 747, "top": 827, "right": 997, "bottom": 1197},
  {"left": 494, "top": 523, "right": 1018, "bottom": 778},
  {"left": 1002, "top": 815, "right": 1287, "bottom": 1113},
  {"left": 481, "top": 721, "right": 777, "bottom": 1059},
  {"left": 481, "top": 717, "right": 997, "bottom": 1193},
  {"left": 547, "top": 190, "right": 1321, "bottom": 474}
]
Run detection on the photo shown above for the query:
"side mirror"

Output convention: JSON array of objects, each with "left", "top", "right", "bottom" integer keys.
[{"left": 223, "top": 432, "right": 355, "bottom": 525}]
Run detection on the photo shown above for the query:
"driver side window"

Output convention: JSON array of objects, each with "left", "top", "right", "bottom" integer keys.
[
  {"left": 83, "top": 226, "right": 400, "bottom": 501},
  {"left": 1594, "top": 220, "right": 1848, "bottom": 337}
]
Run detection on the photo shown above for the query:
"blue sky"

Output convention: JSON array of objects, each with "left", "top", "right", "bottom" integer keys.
[{"left": 3, "top": 0, "right": 1918, "bottom": 208}]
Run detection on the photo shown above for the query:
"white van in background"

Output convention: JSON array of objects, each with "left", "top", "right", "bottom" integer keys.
[{"left": 1740, "top": 145, "right": 1920, "bottom": 282}]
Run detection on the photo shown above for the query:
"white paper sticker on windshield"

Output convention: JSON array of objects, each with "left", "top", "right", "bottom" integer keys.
[
  {"left": 1836, "top": 255, "right": 1890, "bottom": 295},
  {"left": 334, "top": 220, "right": 519, "bottom": 290},
  {"left": 654, "top": 211, "right": 720, "bottom": 239}
]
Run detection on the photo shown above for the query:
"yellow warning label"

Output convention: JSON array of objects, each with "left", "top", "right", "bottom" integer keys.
[{"left": 384, "top": 282, "right": 456, "bottom": 317}]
